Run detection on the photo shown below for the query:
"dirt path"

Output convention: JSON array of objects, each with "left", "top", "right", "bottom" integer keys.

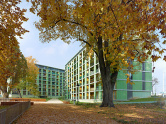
[{"left": 15, "top": 103, "right": 119, "bottom": 124}]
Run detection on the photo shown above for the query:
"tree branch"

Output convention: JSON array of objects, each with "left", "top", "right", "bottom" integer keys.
[
  {"left": 79, "top": 38, "right": 98, "bottom": 57},
  {"left": 110, "top": 5, "right": 121, "bottom": 33},
  {"left": 52, "top": 18, "right": 94, "bottom": 37}
]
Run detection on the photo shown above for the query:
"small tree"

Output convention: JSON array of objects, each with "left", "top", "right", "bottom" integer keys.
[
  {"left": 152, "top": 77, "right": 159, "bottom": 95},
  {"left": 16, "top": 56, "right": 39, "bottom": 98}
]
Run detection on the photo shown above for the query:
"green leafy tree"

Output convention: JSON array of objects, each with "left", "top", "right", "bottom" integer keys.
[
  {"left": 27, "top": 0, "right": 166, "bottom": 107},
  {"left": 11, "top": 54, "right": 28, "bottom": 98},
  {"left": 16, "top": 56, "right": 39, "bottom": 98}
]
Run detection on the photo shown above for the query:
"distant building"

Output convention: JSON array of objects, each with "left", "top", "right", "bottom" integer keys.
[
  {"left": 11, "top": 64, "right": 66, "bottom": 98},
  {"left": 65, "top": 47, "right": 152, "bottom": 102}
]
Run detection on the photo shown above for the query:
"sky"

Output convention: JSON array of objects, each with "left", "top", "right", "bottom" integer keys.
[{"left": 17, "top": 1, "right": 166, "bottom": 95}]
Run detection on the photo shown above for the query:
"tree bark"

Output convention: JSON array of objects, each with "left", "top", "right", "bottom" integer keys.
[
  {"left": 99, "top": 67, "right": 118, "bottom": 107},
  {"left": 17, "top": 89, "right": 22, "bottom": 98},
  {"left": 97, "top": 36, "right": 119, "bottom": 107}
]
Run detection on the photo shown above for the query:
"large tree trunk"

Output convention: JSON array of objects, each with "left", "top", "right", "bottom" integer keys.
[
  {"left": 97, "top": 36, "right": 119, "bottom": 107},
  {"left": 100, "top": 70, "right": 118, "bottom": 107}
]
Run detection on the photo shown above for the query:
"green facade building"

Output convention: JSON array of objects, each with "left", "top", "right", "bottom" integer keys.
[
  {"left": 12, "top": 64, "right": 66, "bottom": 98},
  {"left": 65, "top": 47, "right": 152, "bottom": 102}
]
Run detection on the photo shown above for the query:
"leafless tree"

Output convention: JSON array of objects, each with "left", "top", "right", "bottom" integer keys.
[{"left": 152, "top": 77, "right": 159, "bottom": 95}]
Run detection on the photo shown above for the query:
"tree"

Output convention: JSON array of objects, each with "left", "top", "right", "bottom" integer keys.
[
  {"left": 16, "top": 56, "right": 39, "bottom": 98},
  {"left": 0, "top": 0, "right": 28, "bottom": 98},
  {"left": 152, "top": 77, "right": 159, "bottom": 95},
  {"left": 11, "top": 54, "right": 28, "bottom": 98},
  {"left": 0, "top": 47, "right": 27, "bottom": 98},
  {"left": 27, "top": 0, "right": 166, "bottom": 107}
]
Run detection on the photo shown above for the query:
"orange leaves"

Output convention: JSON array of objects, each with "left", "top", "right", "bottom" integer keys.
[
  {"left": 163, "top": 56, "right": 166, "bottom": 62},
  {"left": 151, "top": 55, "right": 161, "bottom": 62}
]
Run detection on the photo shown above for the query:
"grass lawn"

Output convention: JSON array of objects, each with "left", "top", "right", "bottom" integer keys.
[{"left": 123, "top": 97, "right": 166, "bottom": 102}]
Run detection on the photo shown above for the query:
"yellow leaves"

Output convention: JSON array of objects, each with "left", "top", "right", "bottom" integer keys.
[
  {"left": 147, "top": 50, "right": 151, "bottom": 55},
  {"left": 27, "top": 0, "right": 166, "bottom": 90},
  {"left": 126, "top": 75, "right": 135, "bottom": 85},
  {"left": 126, "top": 77, "right": 130, "bottom": 83},
  {"left": 0, "top": 0, "right": 27, "bottom": 93},
  {"left": 25, "top": 56, "right": 39, "bottom": 83},
  {"left": 88, "top": 49, "right": 93, "bottom": 57}
]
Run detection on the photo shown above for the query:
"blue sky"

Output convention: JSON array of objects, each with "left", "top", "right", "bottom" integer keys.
[{"left": 18, "top": 1, "right": 166, "bottom": 94}]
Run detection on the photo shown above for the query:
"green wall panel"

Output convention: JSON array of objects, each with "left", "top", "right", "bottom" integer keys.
[
  {"left": 133, "top": 61, "right": 142, "bottom": 70},
  {"left": 145, "top": 82, "right": 152, "bottom": 90},
  {"left": 132, "top": 81, "right": 142, "bottom": 90},
  {"left": 145, "top": 72, "right": 152, "bottom": 81},
  {"left": 133, "top": 72, "right": 142, "bottom": 80},
  {"left": 145, "top": 62, "right": 152, "bottom": 71},
  {"left": 133, "top": 91, "right": 151, "bottom": 98},
  {"left": 116, "top": 90, "right": 127, "bottom": 100},
  {"left": 117, "top": 71, "right": 126, "bottom": 79},
  {"left": 117, "top": 80, "right": 127, "bottom": 89}
]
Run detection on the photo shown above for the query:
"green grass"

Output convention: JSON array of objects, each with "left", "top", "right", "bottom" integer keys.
[
  {"left": 71, "top": 102, "right": 100, "bottom": 108},
  {"left": 45, "top": 98, "right": 52, "bottom": 101},
  {"left": 124, "top": 97, "right": 166, "bottom": 102},
  {"left": 58, "top": 97, "right": 68, "bottom": 102},
  {"left": 68, "top": 97, "right": 166, "bottom": 107}
]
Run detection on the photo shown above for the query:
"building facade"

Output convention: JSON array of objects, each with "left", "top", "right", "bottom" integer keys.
[
  {"left": 65, "top": 47, "right": 152, "bottom": 102},
  {"left": 12, "top": 64, "right": 66, "bottom": 98}
]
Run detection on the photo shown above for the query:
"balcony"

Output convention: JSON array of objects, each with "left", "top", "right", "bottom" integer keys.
[
  {"left": 90, "top": 88, "right": 94, "bottom": 91},
  {"left": 90, "top": 71, "right": 94, "bottom": 75}
]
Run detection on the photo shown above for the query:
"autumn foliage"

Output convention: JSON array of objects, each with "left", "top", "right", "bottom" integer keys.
[
  {"left": 27, "top": 0, "right": 166, "bottom": 107},
  {"left": 16, "top": 56, "right": 39, "bottom": 97},
  {"left": 0, "top": 0, "right": 28, "bottom": 98}
]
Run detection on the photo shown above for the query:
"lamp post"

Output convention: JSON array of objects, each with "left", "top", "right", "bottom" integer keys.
[{"left": 77, "top": 83, "right": 80, "bottom": 104}]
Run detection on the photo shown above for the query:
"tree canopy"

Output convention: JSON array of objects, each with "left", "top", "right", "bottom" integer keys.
[
  {"left": 16, "top": 56, "right": 39, "bottom": 97},
  {"left": 0, "top": 0, "right": 28, "bottom": 98},
  {"left": 27, "top": 0, "right": 166, "bottom": 107}
]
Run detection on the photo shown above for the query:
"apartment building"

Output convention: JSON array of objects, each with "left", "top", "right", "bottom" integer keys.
[
  {"left": 65, "top": 47, "right": 152, "bottom": 102},
  {"left": 12, "top": 64, "right": 66, "bottom": 98}
]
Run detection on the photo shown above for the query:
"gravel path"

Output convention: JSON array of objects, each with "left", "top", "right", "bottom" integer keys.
[{"left": 16, "top": 104, "right": 119, "bottom": 124}]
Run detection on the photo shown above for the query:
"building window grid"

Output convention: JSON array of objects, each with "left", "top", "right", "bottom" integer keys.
[{"left": 67, "top": 49, "right": 152, "bottom": 101}]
